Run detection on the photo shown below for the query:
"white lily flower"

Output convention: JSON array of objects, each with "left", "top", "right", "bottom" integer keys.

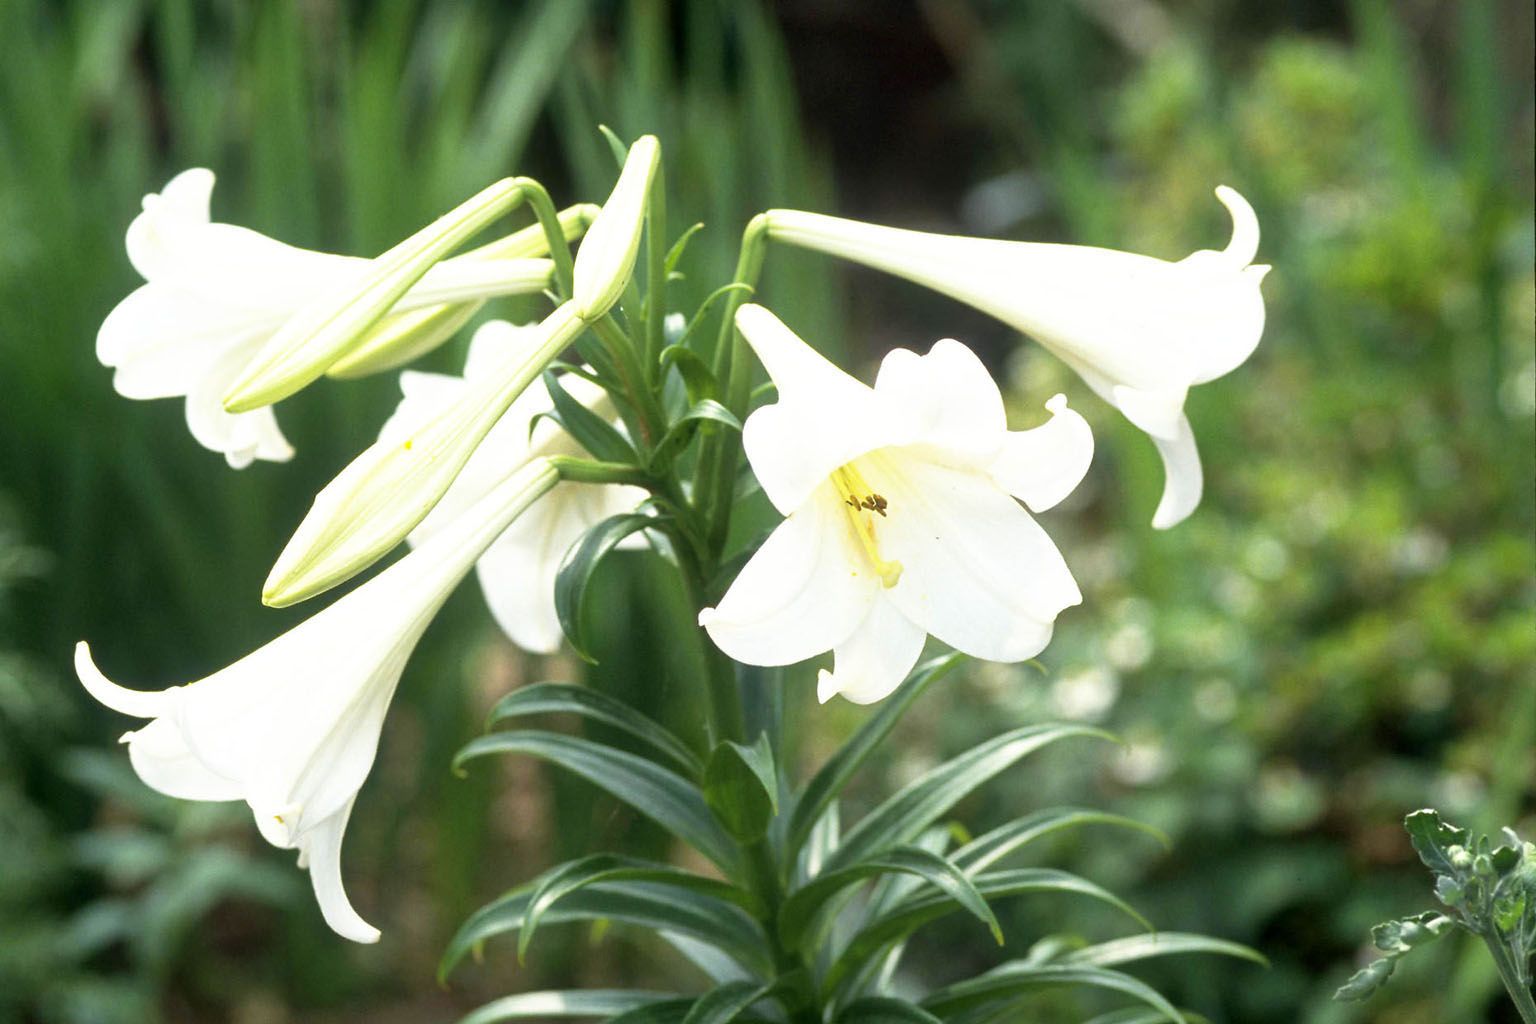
[
  {"left": 700, "top": 305, "right": 1092, "bottom": 705},
  {"left": 97, "top": 169, "right": 555, "bottom": 467},
  {"left": 73, "top": 456, "right": 560, "bottom": 942},
  {"left": 379, "top": 320, "right": 648, "bottom": 653},
  {"left": 764, "top": 186, "right": 1269, "bottom": 528}
]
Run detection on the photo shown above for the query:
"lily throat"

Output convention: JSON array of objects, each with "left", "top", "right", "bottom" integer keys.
[{"left": 830, "top": 462, "right": 903, "bottom": 588}]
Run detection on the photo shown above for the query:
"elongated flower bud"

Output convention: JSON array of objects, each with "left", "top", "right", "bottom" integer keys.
[
  {"left": 222, "top": 178, "right": 529, "bottom": 412},
  {"left": 262, "top": 303, "right": 585, "bottom": 607},
  {"left": 571, "top": 135, "right": 659, "bottom": 321}
]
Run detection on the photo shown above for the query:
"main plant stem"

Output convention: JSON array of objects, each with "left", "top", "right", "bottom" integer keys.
[{"left": 1485, "top": 932, "right": 1536, "bottom": 1024}]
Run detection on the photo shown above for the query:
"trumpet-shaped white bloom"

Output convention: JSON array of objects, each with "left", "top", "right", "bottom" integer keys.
[
  {"left": 700, "top": 305, "right": 1092, "bottom": 705},
  {"left": 73, "top": 457, "right": 560, "bottom": 942},
  {"left": 380, "top": 321, "right": 648, "bottom": 653},
  {"left": 97, "top": 169, "right": 554, "bottom": 468},
  {"left": 765, "top": 186, "right": 1269, "bottom": 528}
]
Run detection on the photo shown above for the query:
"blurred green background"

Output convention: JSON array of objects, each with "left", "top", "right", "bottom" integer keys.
[{"left": 0, "top": 1, "right": 1531, "bottom": 1022}]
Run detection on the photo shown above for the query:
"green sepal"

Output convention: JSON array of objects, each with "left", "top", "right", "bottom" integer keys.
[
  {"left": 703, "top": 734, "right": 778, "bottom": 843},
  {"left": 487, "top": 682, "right": 702, "bottom": 779},
  {"left": 453, "top": 730, "right": 737, "bottom": 872},
  {"left": 555, "top": 513, "right": 657, "bottom": 662}
]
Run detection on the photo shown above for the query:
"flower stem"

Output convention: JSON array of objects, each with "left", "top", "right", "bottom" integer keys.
[
  {"left": 1484, "top": 930, "right": 1536, "bottom": 1024},
  {"left": 513, "top": 177, "right": 576, "bottom": 299}
]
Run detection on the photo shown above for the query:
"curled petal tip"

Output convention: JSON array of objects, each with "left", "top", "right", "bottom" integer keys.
[
  {"left": 1045, "top": 393, "right": 1069, "bottom": 414},
  {"left": 74, "top": 641, "right": 172, "bottom": 718},
  {"left": 1214, "top": 185, "right": 1260, "bottom": 268}
]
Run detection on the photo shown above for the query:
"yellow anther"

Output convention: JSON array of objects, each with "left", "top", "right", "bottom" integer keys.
[{"left": 831, "top": 463, "right": 903, "bottom": 587}]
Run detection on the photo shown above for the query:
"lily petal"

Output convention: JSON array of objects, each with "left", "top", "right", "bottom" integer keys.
[
  {"left": 297, "top": 799, "right": 380, "bottom": 943},
  {"left": 988, "top": 394, "right": 1094, "bottom": 513},
  {"left": 1149, "top": 413, "right": 1204, "bottom": 531},
  {"left": 865, "top": 450, "right": 1080, "bottom": 662},
  {"left": 124, "top": 718, "right": 244, "bottom": 802},
  {"left": 872, "top": 338, "right": 1006, "bottom": 463},
  {"left": 700, "top": 489, "right": 878, "bottom": 667},
  {"left": 817, "top": 597, "right": 926, "bottom": 705},
  {"left": 184, "top": 343, "right": 296, "bottom": 468}
]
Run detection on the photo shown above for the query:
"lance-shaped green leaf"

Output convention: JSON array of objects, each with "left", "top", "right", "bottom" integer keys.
[
  {"left": 921, "top": 963, "right": 1188, "bottom": 1022},
  {"left": 517, "top": 854, "right": 754, "bottom": 963},
  {"left": 824, "top": 869, "right": 1148, "bottom": 996},
  {"left": 487, "top": 682, "right": 701, "bottom": 778},
  {"left": 456, "top": 990, "right": 678, "bottom": 1024},
  {"left": 224, "top": 177, "right": 528, "bottom": 411},
  {"left": 679, "top": 982, "right": 772, "bottom": 1024},
  {"left": 454, "top": 730, "right": 737, "bottom": 871},
  {"left": 835, "top": 998, "right": 943, "bottom": 1024},
  {"left": 778, "top": 845, "right": 1000, "bottom": 953},
  {"left": 1064, "top": 932, "right": 1269, "bottom": 970},
  {"left": 648, "top": 400, "right": 742, "bottom": 472},
  {"left": 951, "top": 808, "right": 1168, "bottom": 877},
  {"left": 555, "top": 513, "right": 658, "bottom": 661},
  {"left": 440, "top": 882, "right": 771, "bottom": 982},
  {"left": 788, "top": 654, "right": 962, "bottom": 858},
  {"left": 605, "top": 1001, "right": 698, "bottom": 1024},
  {"left": 703, "top": 734, "right": 779, "bottom": 842},
  {"left": 573, "top": 135, "right": 659, "bottom": 320},
  {"left": 826, "top": 722, "right": 1112, "bottom": 873},
  {"left": 1078, "top": 1011, "right": 1213, "bottom": 1024},
  {"left": 327, "top": 204, "right": 600, "bottom": 380},
  {"left": 543, "top": 369, "right": 637, "bottom": 463},
  {"left": 262, "top": 304, "right": 584, "bottom": 606}
]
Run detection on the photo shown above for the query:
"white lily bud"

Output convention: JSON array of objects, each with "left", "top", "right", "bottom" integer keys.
[
  {"left": 764, "top": 186, "right": 1269, "bottom": 528},
  {"left": 571, "top": 135, "right": 659, "bottom": 321},
  {"left": 262, "top": 302, "right": 585, "bottom": 607},
  {"left": 325, "top": 204, "right": 599, "bottom": 380},
  {"left": 222, "top": 178, "right": 528, "bottom": 413},
  {"left": 74, "top": 456, "right": 559, "bottom": 943}
]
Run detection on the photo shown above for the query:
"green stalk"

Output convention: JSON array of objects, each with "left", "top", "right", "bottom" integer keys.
[
  {"left": 589, "top": 314, "right": 667, "bottom": 450},
  {"left": 1484, "top": 931, "right": 1536, "bottom": 1024},
  {"left": 514, "top": 177, "right": 577, "bottom": 299},
  {"left": 694, "top": 214, "right": 770, "bottom": 575},
  {"left": 644, "top": 162, "right": 669, "bottom": 376}
]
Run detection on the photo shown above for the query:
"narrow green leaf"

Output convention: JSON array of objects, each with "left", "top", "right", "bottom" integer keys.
[
  {"left": 664, "top": 222, "right": 707, "bottom": 275},
  {"left": 826, "top": 722, "right": 1113, "bottom": 872},
  {"left": 488, "top": 682, "right": 702, "bottom": 778},
  {"left": 605, "top": 999, "right": 697, "bottom": 1023},
  {"left": 518, "top": 854, "right": 754, "bottom": 963},
  {"left": 836, "top": 997, "right": 943, "bottom": 1024},
  {"left": 780, "top": 845, "right": 1000, "bottom": 954},
  {"left": 543, "top": 369, "right": 638, "bottom": 464},
  {"left": 456, "top": 990, "right": 677, "bottom": 1024},
  {"left": 789, "top": 654, "right": 963, "bottom": 858},
  {"left": 455, "top": 730, "right": 737, "bottom": 871},
  {"left": 649, "top": 399, "right": 742, "bottom": 472},
  {"left": 555, "top": 513, "right": 657, "bottom": 661},
  {"left": 825, "top": 869, "right": 1149, "bottom": 996},
  {"left": 659, "top": 343, "right": 720, "bottom": 403},
  {"left": 440, "top": 882, "right": 770, "bottom": 982},
  {"left": 921, "top": 963, "right": 1187, "bottom": 1023},
  {"left": 597, "top": 123, "right": 630, "bottom": 167},
  {"left": 952, "top": 808, "right": 1168, "bottom": 876},
  {"left": 704, "top": 734, "right": 778, "bottom": 842},
  {"left": 1078, "top": 1011, "right": 1212, "bottom": 1024},
  {"left": 679, "top": 982, "right": 770, "bottom": 1024},
  {"left": 1064, "top": 932, "right": 1269, "bottom": 970}
]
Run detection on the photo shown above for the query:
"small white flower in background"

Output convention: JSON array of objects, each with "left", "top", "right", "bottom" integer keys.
[
  {"left": 73, "top": 456, "right": 560, "bottom": 943},
  {"left": 699, "top": 304, "right": 1092, "bottom": 705},
  {"left": 764, "top": 186, "right": 1269, "bottom": 529},
  {"left": 380, "top": 320, "right": 648, "bottom": 654},
  {"left": 97, "top": 169, "right": 553, "bottom": 468}
]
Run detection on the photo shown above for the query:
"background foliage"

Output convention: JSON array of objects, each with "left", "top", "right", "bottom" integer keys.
[{"left": 0, "top": 1, "right": 1530, "bottom": 1022}]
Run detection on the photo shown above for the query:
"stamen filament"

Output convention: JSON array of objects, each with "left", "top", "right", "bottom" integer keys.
[{"left": 831, "top": 463, "right": 903, "bottom": 587}]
